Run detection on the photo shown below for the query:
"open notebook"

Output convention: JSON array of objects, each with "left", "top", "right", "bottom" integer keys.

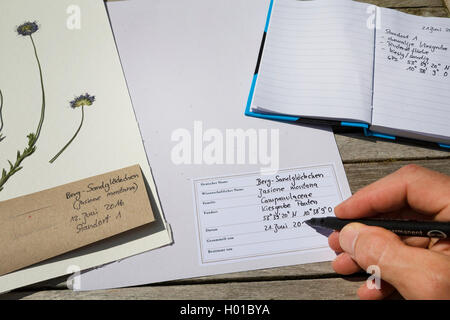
[{"left": 246, "top": 0, "right": 450, "bottom": 148}]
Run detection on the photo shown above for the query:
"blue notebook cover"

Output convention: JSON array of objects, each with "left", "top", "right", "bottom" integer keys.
[{"left": 244, "top": 0, "right": 449, "bottom": 150}]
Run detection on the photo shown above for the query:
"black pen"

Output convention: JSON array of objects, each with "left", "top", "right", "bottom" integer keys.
[{"left": 305, "top": 217, "right": 450, "bottom": 239}]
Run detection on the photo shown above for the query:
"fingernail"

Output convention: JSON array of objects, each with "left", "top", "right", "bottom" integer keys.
[
  {"left": 334, "top": 199, "right": 348, "bottom": 215},
  {"left": 339, "top": 223, "right": 363, "bottom": 256},
  {"left": 334, "top": 204, "right": 342, "bottom": 215}
]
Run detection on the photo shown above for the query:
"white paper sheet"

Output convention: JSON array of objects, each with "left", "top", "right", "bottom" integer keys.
[
  {"left": 193, "top": 165, "right": 343, "bottom": 264},
  {"left": 371, "top": 7, "right": 450, "bottom": 143},
  {"left": 77, "top": 0, "right": 351, "bottom": 291},
  {"left": 0, "top": 0, "right": 171, "bottom": 293},
  {"left": 252, "top": 0, "right": 374, "bottom": 123}
]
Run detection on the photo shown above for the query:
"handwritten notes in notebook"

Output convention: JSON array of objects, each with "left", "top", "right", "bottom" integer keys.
[
  {"left": 382, "top": 29, "right": 449, "bottom": 78},
  {"left": 252, "top": 0, "right": 374, "bottom": 123},
  {"left": 372, "top": 8, "right": 450, "bottom": 140},
  {"left": 249, "top": 0, "right": 450, "bottom": 144},
  {"left": 0, "top": 165, "right": 155, "bottom": 276},
  {"left": 193, "top": 165, "right": 342, "bottom": 264}
]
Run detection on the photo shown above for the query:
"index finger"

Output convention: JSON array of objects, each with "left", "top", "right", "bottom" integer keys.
[{"left": 335, "top": 165, "right": 450, "bottom": 220}]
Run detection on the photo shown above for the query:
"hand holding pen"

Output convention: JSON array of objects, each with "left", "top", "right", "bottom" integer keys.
[{"left": 326, "top": 165, "right": 450, "bottom": 300}]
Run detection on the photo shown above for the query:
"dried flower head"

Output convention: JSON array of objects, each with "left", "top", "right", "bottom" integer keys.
[
  {"left": 70, "top": 93, "right": 96, "bottom": 109},
  {"left": 17, "top": 21, "right": 39, "bottom": 36},
  {"left": 49, "top": 93, "right": 96, "bottom": 164}
]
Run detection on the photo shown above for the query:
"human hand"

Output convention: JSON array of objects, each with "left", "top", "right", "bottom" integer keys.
[{"left": 328, "top": 165, "right": 450, "bottom": 299}]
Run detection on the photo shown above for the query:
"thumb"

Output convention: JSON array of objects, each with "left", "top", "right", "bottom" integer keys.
[{"left": 339, "top": 223, "right": 450, "bottom": 299}]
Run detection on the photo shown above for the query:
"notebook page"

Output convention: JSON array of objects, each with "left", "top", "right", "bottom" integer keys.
[
  {"left": 252, "top": 0, "right": 375, "bottom": 123},
  {"left": 372, "top": 8, "right": 450, "bottom": 143}
]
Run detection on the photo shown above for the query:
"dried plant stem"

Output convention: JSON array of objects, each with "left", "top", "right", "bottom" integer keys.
[
  {"left": 49, "top": 106, "right": 84, "bottom": 164},
  {"left": 0, "top": 89, "right": 4, "bottom": 142},
  {"left": 30, "top": 35, "right": 46, "bottom": 140},
  {"left": 0, "top": 35, "right": 45, "bottom": 192}
]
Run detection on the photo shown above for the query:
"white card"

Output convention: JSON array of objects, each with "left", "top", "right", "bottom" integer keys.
[
  {"left": 193, "top": 165, "right": 343, "bottom": 264},
  {"left": 0, "top": 0, "right": 172, "bottom": 293},
  {"left": 77, "top": 0, "right": 352, "bottom": 291}
]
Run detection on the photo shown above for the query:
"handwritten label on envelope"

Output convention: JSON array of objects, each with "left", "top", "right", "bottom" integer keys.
[{"left": 0, "top": 165, "right": 155, "bottom": 276}]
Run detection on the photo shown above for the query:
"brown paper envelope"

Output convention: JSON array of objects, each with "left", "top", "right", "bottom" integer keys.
[{"left": 0, "top": 164, "right": 155, "bottom": 276}]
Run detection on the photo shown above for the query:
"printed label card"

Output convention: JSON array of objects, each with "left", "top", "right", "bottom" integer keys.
[{"left": 193, "top": 165, "right": 342, "bottom": 264}]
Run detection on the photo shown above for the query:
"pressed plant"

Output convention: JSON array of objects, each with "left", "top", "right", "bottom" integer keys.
[
  {"left": 0, "top": 22, "right": 46, "bottom": 192},
  {"left": 0, "top": 89, "right": 4, "bottom": 142},
  {"left": 49, "top": 93, "right": 95, "bottom": 164}
]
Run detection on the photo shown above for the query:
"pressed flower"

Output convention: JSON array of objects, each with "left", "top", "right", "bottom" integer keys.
[
  {"left": 70, "top": 93, "right": 95, "bottom": 109},
  {"left": 0, "top": 21, "right": 45, "bottom": 192},
  {"left": 17, "top": 21, "right": 39, "bottom": 36},
  {"left": 49, "top": 93, "right": 96, "bottom": 164}
]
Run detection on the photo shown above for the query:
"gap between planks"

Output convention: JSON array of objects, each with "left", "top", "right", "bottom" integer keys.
[
  {"left": 7, "top": 159, "right": 449, "bottom": 294},
  {"left": 356, "top": 0, "right": 445, "bottom": 8},
  {"left": 3, "top": 0, "right": 449, "bottom": 300},
  {"left": 2, "top": 277, "right": 368, "bottom": 300}
]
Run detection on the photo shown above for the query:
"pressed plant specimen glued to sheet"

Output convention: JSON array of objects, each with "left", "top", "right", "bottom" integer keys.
[
  {"left": 0, "top": 1, "right": 152, "bottom": 199},
  {"left": 0, "top": 0, "right": 173, "bottom": 293}
]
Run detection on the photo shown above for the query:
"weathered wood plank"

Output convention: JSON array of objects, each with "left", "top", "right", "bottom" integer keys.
[
  {"left": 10, "top": 158, "right": 449, "bottom": 293},
  {"left": 3, "top": 0, "right": 449, "bottom": 300},
  {"left": 356, "top": 0, "right": 444, "bottom": 8},
  {"left": 356, "top": 0, "right": 450, "bottom": 16},
  {"left": 1, "top": 277, "right": 365, "bottom": 300},
  {"left": 398, "top": 7, "right": 450, "bottom": 16},
  {"left": 345, "top": 158, "right": 450, "bottom": 192},
  {"left": 161, "top": 262, "right": 339, "bottom": 286},
  {"left": 8, "top": 261, "right": 340, "bottom": 292},
  {"left": 336, "top": 133, "right": 450, "bottom": 163}
]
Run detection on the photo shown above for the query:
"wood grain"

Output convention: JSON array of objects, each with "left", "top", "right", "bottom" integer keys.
[
  {"left": 444, "top": 0, "right": 450, "bottom": 12},
  {"left": 345, "top": 159, "right": 450, "bottom": 192},
  {"left": 1, "top": 0, "right": 449, "bottom": 301},
  {"left": 4, "top": 158, "right": 448, "bottom": 299},
  {"left": 336, "top": 134, "right": 450, "bottom": 163},
  {"left": 1, "top": 278, "right": 365, "bottom": 300},
  {"left": 356, "top": 0, "right": 444, "bottom": 8},
  {"left": 399, "top": 7, "right": 450, "bottom": 16}
]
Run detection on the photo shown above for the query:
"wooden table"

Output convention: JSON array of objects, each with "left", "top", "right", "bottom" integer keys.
[{"left": 2, "top": 0, "right": 449, "bottom": 300}]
